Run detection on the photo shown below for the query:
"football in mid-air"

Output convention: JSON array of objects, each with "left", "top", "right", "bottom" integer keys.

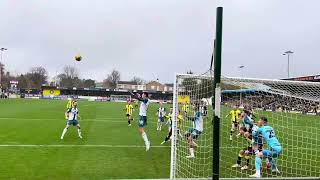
[{"left": 75, "top": 54, "right": 82, "bottom": 61}]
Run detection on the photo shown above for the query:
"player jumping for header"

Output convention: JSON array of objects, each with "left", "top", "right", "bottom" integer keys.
[{"left": 130, "top": 91, "right": 151, "bottom": 151}]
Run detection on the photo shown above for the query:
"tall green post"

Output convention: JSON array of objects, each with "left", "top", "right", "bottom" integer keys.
[{"left": 212, "top": 6, "right": 223, "bottom": 180}]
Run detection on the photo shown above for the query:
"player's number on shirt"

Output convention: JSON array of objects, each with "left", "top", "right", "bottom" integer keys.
[{"left": 269, "top": 130, "right": 275, "bottom": 138}]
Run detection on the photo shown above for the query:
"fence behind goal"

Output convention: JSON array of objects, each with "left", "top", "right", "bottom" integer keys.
[{"left": 170, "top": 73, "right": 320, "bottom": 179}]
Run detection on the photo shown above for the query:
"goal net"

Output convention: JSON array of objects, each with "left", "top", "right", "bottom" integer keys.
[
  {"left": 171, "top": 73, "right": 214, "bottom": 179},
  {"left": 171, "top": 74, "right": 320, "bottom": 179}
]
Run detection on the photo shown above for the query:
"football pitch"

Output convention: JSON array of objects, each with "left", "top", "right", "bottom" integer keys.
[
  {"left": 0, "top": 99, "right": 319, "bottom": 179},
  {"left": 0, "top": 99, "right": 171, "bottom": 180}
]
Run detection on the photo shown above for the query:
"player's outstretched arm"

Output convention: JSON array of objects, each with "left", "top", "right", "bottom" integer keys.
[{"left": 129, "top": 91, "right": 143, "bottom": 101}]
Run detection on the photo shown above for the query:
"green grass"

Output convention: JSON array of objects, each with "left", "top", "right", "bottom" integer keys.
[
  {"left": 219, "top": 107, "right": 320, "bottom": 178},
  {"left": 0, "top": 99, "right": 319, "bottom": 179},
  {"left": 175, "top": 105, "right": 320, "bottom": 179},
  {"left": 0, "top": 99, "right": 171, "bottom": 180}
]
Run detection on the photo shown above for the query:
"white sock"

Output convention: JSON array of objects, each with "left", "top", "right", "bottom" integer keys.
[
  {"left": 256, "top": 169, "right": 261, "bottom": 175},
  {"left": 61, "top": 128, "right": 68, "bottom": 138},
  {"left": 77, "top": 129, "right": 82, "bottom": 137},
  {"left": 142, "top": 132, "right": 149, "bottom": 144},
  {"left": 159, "top": 123, "right": 162, "bottom": 130},
  {"left": 157, "top": 123, "right": 160, "bottom": 130},
  {"left": 189, "top": 148, "right": 195, "bottom": 157}
]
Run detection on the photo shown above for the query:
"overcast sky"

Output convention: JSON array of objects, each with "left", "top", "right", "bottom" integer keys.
[{"left": 0, "top": 0, "right": 319, "bottom": 83}]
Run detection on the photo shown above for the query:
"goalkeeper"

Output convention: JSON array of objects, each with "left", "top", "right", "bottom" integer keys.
[{"left": 250, "top": 116, "right": 282, "bottom": 178}]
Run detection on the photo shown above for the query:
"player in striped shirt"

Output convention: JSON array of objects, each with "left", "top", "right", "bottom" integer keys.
[
  {"left": 130, "top": 91, "right": 151, "bottom": 151},
  {"left": 231, "top": 126, "right": 262, "bottom": 170},
  {"left": 232, "top": 126, "right": 253, "bottom": 170},
  {"left": 60, "top": 101, "right": 82, "bottom": 139},
  {"left": 161, "top": 110, "right": 184, "bottom": 145},
  {"left": 239, "top": 110, "right": 255, "bottom": 133},
  {"left": 182, "top": 103, "right": 190, "bottom": 117},
  {"left": 165, "top": 108, "right": 173, "bottom": 131},
  {"left": 66, "top": 98, "right": 73, "bottom": 109},
  {"left": 125, "top": 101, "right": 134, "bottom": 126},
  {"left": 226, "top": 106, "right": 242, "bottom": 140},
  {"left": 156, "top": 102, "right": 166, "bottom": 131}
]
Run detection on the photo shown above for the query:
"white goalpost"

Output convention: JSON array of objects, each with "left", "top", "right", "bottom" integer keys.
[{"left": 170, "top": 73, "right": 320, "bottom": 179}]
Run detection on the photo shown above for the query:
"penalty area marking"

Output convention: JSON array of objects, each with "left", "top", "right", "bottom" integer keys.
[
  {"left": 0, "top": 117, "right": 158, "bottom": 121},
  {"left": 0, "top": 117, "right": 158, "bottom": 124}
]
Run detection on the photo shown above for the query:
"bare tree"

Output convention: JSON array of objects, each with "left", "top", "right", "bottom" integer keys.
[
  {"left": 58, "top": 66, "right": 80, "bottom": 88},
  {"left": 82, "top": 79, "right": 95, "bottom": 88},
  {"left": 27, "top": 66, "right": 48, "bottom": 89},
  {"left": 103, "top": 69, "right": 120, "bottom": 89},
  {"left": 131, "top": 76, "right": 145, "bottom": 85},
  {"left": 63, "top": 65, "right": 79, "bottom": 79},
  {"left": 17, "top": 74, "right": 29, "bottom": 89},
  {"left": 1, "top": 71, "right": 16, "bottom": 89},
  {"left": 77, "top": 79, "right": 96, "bottom": 88}
]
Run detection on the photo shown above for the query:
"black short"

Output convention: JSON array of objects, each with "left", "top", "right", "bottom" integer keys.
[
  {"left": 232, "top": 121, "right": 238, "bottom": 127},
  {"left": 126, "top": 114, "right": 130, "bottom": 117},
  {"left": 257, "top": 137, "right": 263, "bottom": 151},
  {"left": 243, "top": 126, "right": 253, "bottom": 134},
  {"left": 168, "top": 128, "right": 172, "bottom": 137},
  {"left": 243, "top": 146, "right": 253, "bottom": 154}
]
